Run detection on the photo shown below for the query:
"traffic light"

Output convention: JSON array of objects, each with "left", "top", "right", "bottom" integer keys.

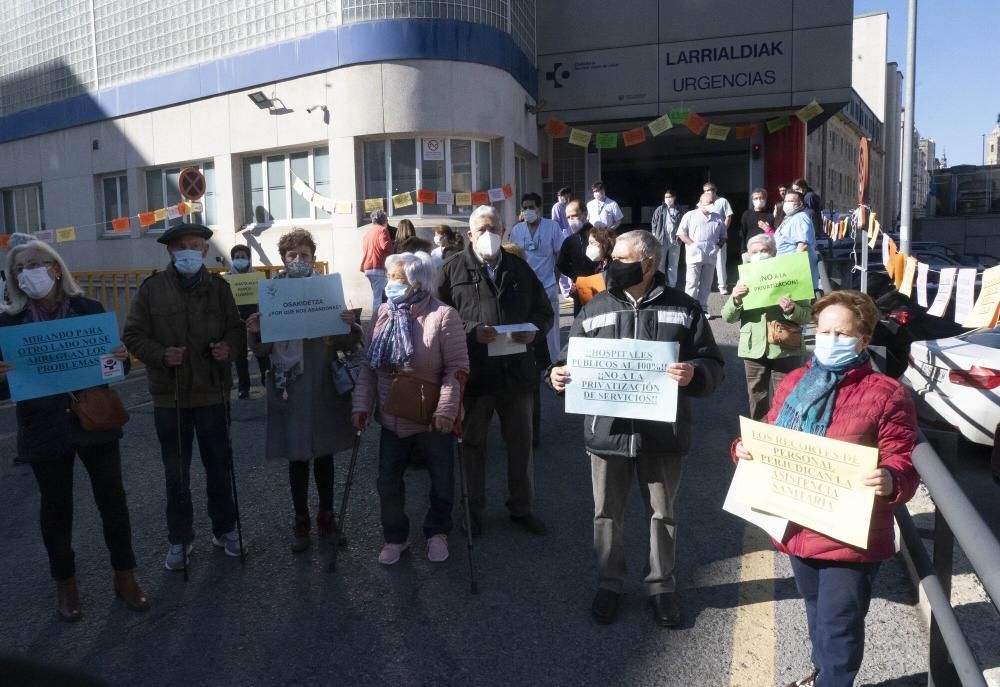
[{"left": 751, "top": 143, "right": 762, "bottom": 160}]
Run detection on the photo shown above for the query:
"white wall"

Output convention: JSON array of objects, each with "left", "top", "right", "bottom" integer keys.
[
  {"left": 852, "top": 13, "right": 889, "bottom": 121},
  {"left": 0, "top": 60, "right": 537, "bottom": 317}
]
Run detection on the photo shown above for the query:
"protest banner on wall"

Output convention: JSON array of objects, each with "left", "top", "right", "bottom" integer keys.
[
  {"left": 0, "top": 313, "right": 125, "bottom": 401},
  {"left": 258, "top": 274, "right": 349, "bottom": 343},
  {"left": 565, "top": 338, "right": 679, "bottom": 423}
]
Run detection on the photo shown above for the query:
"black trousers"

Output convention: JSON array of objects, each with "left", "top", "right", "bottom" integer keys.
[
  {"left": 153, "top": 404, "right": 236, "bottom": 545},
  {"left": 288, "top": 455, "right": 334, "bottom": 516},
  {"left": 30, "top": 443, "right": 137, "bottom": 580}
]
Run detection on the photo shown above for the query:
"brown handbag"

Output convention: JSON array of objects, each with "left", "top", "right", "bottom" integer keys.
[
  {"left": 383, "top": 374, "right": 441, "bottom": 426},
  {"left": 767, "top": 319, "right": 803, "bottom": 351},
  {"left": 69, "top": 388, "right": 130, "bottom": 432}
]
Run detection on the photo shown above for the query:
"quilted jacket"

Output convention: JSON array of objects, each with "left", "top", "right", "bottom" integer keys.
[{"left": 734, "top": 359, "right": 918, "bottom": 562}]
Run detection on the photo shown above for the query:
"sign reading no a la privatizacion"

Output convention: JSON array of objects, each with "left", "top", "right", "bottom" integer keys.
[
  {"left": 565, "top": 337, "right": 679, "bottom": 423},
  {"left": 258, "top": 273, "right": 350, "bottom": 343},
  {"left": 736, "top": 251, "right": 814, "bottom": 310},
  {"left": 0, "top": 312, "right": 125, "bottom": 402}
]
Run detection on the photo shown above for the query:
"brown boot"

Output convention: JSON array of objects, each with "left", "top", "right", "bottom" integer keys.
[
  {"left": 316, "top": 510, "right": 347, "bottom": 547},
  {"left": 56, "top": 577, "right": 82, "bottom": 622},
  {"left": 113, "top": 570, "right": 150, "bottom": 612},
  {"left": 291, "top": 514, "right": 311, "bottom": 553}
]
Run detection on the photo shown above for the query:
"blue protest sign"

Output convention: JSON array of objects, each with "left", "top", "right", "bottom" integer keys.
[
  {"left": 258, "top": 273, "right": 350, "bottom": 343},
  {"left": 0, "top": 312, "right": 126, "bottom": 402}
]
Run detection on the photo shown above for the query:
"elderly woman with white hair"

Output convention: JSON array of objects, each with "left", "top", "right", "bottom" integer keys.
[
  {"left": 721, "top": 232, "right": 812, "bottom": 420},
  {"left": 0, "top": 239, "right": 148, "bottom": 621},
  {"left": 352, "top": 251, "right": 469, "bottom": 565}
]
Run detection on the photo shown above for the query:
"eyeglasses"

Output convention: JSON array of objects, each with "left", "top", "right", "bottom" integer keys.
[{"left": 12, "top": 260, "right": 54, "bottom": 275}]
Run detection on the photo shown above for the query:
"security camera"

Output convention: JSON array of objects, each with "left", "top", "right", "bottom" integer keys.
[{"left": 306, "top": 105, "right": 327, "bottom": 114}]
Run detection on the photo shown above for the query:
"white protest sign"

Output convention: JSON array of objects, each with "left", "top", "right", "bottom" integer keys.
[{"left": 565, "top": 337, "right": 679, "bottom": 422}]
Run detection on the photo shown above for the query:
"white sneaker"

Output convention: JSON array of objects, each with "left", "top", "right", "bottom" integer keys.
[
  {"left": 378, "top": 542, "right": 409, "bottom": 565},
  {"left": 164, "top": 543, "right": 193, "bottom": 571},
  {"left": 427, "top": 534, "right": 449, "bottom": 563},
  {"left": 212, "top": 530, "right": 244, "bottom": 557}
]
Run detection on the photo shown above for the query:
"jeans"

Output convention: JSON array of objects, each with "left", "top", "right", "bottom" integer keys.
[
  {"left": 364, "top": 269, "right": 387, "bottom": 321},
  {"left": 153, "top": 404, "right": 237, "bottom": 545},
  {"left": 743, "top": 356, "right": 803, "bottom": 421},
  {"left": 685, "top": 261, "right": 716, "bottom": 313},
  {"left": 30, "top": 443, "right": 137, "bottom": 580},
  {"left": 462, "top": 389, "right": 534, "bottom": 517},
  {"left": 789, "top": 556, "right": 881, "bottom": 687},
  {"left": 377, "top": 427, "right": 454, "bottom": 543},
  {"left": 591, "top": 452, "right": 685, "bottom": 595},
  {"left": 289, "top": 455, "right": 334, "bottom": 516}
]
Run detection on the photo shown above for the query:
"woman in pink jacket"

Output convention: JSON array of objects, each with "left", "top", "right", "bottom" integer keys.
[
  {"left": 732, "top": 290, "right": 918, "bottom": 687},
  {"left": 352, "top": 252, "right": 469, "bottom": 565}
]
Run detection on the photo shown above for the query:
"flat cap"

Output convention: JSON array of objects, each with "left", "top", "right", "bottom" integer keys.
[{"left": 157, "top": 222, "right": 213, "bottom": 245}]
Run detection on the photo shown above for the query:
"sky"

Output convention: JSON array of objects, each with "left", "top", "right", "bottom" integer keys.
[{"left": 854, "top": 0, "right": 999, "bottom": 167}]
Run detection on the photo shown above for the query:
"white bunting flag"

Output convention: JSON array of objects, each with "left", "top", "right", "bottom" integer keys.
[
  {"left": 436, "top": 191, "right": 455, "bottom": 205},
  {"left": 916, "top": 263, "right": 930, "bottom": 307},
  {"left": 166, "top": 206, "right": 182, "bottom": 220},
  {"left": 954, "top": 268, "right": 977, "bottom": 325},
  {"left": 487, "top": 188, "right": 505, "bottom": 203},
  {"left": 927, "top": 268, "right": 956, "bottom": 318}
]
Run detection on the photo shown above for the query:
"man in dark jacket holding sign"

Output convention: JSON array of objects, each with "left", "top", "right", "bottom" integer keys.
[
  {"left": 549, "top": 230, "right": 724, "bottom": 628},
  {"left": 435, "top": 205, "right": 553, "bottom": 537}
]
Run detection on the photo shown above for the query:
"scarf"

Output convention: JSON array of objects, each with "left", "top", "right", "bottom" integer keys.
[
  {"left": 773, "top": 350, "right": 870, "bottom": 436},
  {"left": 270, "top": 339, "right": 304, "bottom": 397},
  {"left": 367, "top": 290, "right": 425, "bottom": 370},
  {"left": 27, "top": 297, "right": 71, "bottom": 322}
]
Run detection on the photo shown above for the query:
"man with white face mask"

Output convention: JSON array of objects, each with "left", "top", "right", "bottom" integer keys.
[
  {"left": 677, "top": 192, "right": 727, "bottom": 316},
  {"left": 124, "top": 223, "right": 246, "bottom": 569},
  {"left": 509, "top": 192, "right": 565, "bottom": 364},
  {"left": 702, "top": 182, "right": 734, "bottom": 294},
  {"left": 586, "top": 181, "right": 624, "bottom": 231},
  {"left": 651, "top": 189, "right": 683, "bottom": 287},
  {"left": 435, "top": 205, "right": 553, "bottom": 537}
]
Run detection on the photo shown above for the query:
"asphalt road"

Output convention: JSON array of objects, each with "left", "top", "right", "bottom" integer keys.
[{"left": 0, "top": 294, "right": 936, "bottom": 686}]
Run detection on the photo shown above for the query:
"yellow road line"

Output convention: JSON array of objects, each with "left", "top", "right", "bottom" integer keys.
[{"left": 729, "top": 526, "right": 778, "bottom": 687}]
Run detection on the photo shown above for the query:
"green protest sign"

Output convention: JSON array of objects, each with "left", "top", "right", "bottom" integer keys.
[{"left": 737, "top": 252, "right": 814, "bottom": 309}]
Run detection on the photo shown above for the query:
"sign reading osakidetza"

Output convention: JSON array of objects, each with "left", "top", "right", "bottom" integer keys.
[
  {"left": 565, "top": 337, "right": 679, "bottom": 423},
  {"left": 258, "top": 274, "right": 349, "bottom": 343}
]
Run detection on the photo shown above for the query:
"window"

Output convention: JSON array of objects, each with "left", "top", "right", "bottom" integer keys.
[
  {"left": 101, "top": 174, "right": 129, "bottom": 234},
  {"left": 363, "top": 137, "right": 493, "bottom": 217},
  {"left": 242, "top": 147, "right": 329, "bottom": 225},
  {"left": 1, "top": 185, "right": 44, "bottom": 234},
  {"left": 145, "top": 161, "right": 215, "bottom": 232}
]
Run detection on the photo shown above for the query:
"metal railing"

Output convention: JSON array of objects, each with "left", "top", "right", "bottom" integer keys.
[
  {"left": 72, "top": 262, "right": 329, "bottom": 326},
  {"left": 895, "top": 430, "right": 1000, "bottom": 687}
]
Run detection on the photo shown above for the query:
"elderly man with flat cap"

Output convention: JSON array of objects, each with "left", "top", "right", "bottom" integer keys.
[{"left": 123, "top": 223, "right": 245, "bottom": 571}]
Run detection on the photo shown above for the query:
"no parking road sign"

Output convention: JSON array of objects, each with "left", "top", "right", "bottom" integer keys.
[{"left": 178, "top": 167, "right": 206, "bottom": 201}]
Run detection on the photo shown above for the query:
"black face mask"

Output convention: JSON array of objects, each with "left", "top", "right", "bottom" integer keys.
[{"left": 606, "top": 260, "right": 645, "bottom": 292}]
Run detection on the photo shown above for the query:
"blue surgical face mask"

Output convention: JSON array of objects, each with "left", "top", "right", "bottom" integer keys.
[
  {"left": 813, "top": 334, "right": 860, "bottom": 367},
  {"left": 384, "top": 281, "right": 409, "bottom": 301},
  {"left": 173, "top": 249, "right": 204, "bottom": 275},
  {"left": 232, "top": 258, "right": 250, "bottom": 272}
]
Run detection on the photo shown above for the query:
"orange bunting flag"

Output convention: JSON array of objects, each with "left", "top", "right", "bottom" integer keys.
[
  {"left": 684, "top": 112, "right": 707, "bottom": 136},
  {"left": 623, "top": 127, "right": 647, "bottom": 147},
  {"left": 543, "top": 117, "right": 570, "bottom": 138},
  {"left": 138, "top": 212, "right": 156, "bottom": 228},
  {"left": 416, "top": 189, "right": 436, "bottom": 204},
  {"left": 471, "top": 191, "right": 490, "bottom": 205},
  {"left": 0, "top": 235, "right": 10, "bottom": 251},
  {"left": 503, "top": 184, "right": 513, "bottom": 199},
  {"left": 111, "top": 217, "right": 131, "bottom": 233},
  {"left": 176, "top": 202, "right": 188, "bottom": 216},
  {"left": 735, "top": 125, "right": 759, "bottom": 139}
]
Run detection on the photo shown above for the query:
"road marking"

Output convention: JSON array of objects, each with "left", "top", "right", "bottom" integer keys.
[{"left": 728, "top": 526, "right": 777, "bottom": 687}]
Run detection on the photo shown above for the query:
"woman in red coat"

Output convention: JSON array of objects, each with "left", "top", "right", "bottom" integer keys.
[{"left": 732, "top": 290, "right": 918, "bottom": 687}]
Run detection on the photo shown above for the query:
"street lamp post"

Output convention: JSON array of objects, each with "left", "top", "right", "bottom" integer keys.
[{"left": 899, "top": 0, "right": 918, "bottom": 256}]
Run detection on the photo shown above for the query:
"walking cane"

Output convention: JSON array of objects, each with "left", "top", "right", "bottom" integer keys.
[
  {"left": 214, "top": 358, "right": 246, "bottom": 565},
  {"left": 172, "top": 369, "right": 189, "bottom": 582},
  {"left": 454, "top": 370, "right": 479, "bottom": 595},
  {"left": 327, "top": 430, "right": 363, "bottom": 573}
]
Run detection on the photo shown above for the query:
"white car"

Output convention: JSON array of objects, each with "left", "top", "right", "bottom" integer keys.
[{"left": 902, "top": 325, "right": 1000, "bottom": 446}]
